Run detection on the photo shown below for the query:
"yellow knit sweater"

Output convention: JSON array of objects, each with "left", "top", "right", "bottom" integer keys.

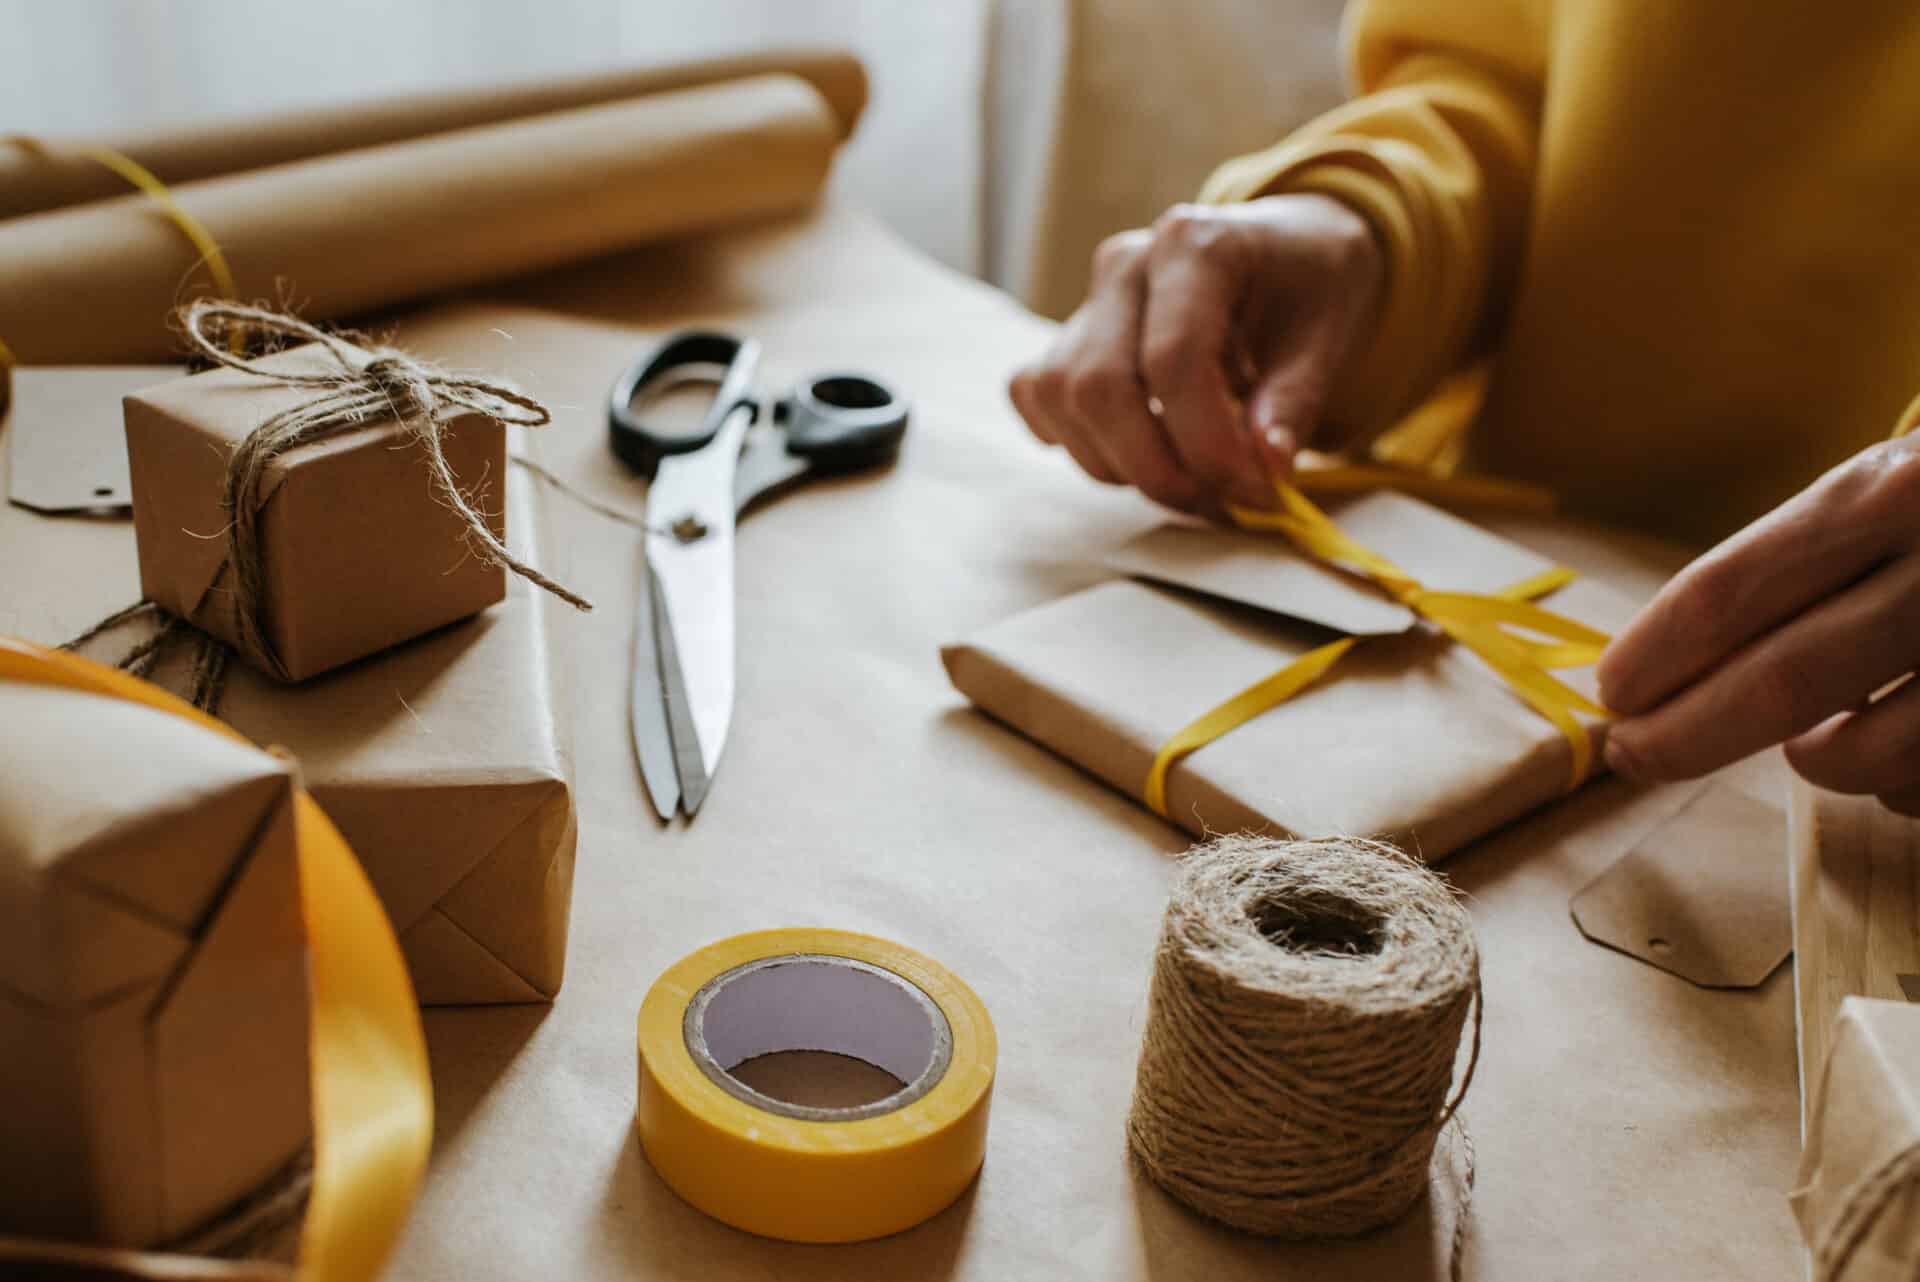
[{"left": 1204, "top": 0, "right": 1920, "bottom": 543}]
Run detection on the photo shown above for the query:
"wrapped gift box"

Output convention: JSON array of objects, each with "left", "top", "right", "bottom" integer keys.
[
  {"left": 2, "top": 373, "right": 576, "bottom": 1005},
  {"left": 0, "top": 677, "right": 309, "bottom": 1246},
  {"left": 124, "top": 346, "right": 508, "bottom": 682},
  {"left": 944, "top": 490, "right": 1638, "bottom": 859},
  {"left": 1792, "top": 997, "right": 1920, "bottom": 1280}
]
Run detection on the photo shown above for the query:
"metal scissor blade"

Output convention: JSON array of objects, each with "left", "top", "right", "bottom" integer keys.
[
  {"left": 652, "top": 570, "right": 710, "bottom": 815},
  {"left": 645, "top": 402, "right": 750, "bottom": 815},
  {"left": 629, "top": 552, "right": 680, "bottom": 821}
]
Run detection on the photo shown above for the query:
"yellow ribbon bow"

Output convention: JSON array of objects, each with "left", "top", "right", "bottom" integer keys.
[{"left": 1143, "top": 481, "right": 1614, "bottom": 819}]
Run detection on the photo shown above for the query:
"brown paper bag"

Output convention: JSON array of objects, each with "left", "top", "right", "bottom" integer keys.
[
  {"left": 0, "top": 375, "right": 576, "bottom": 1005},
  {"left": 0, "top": 680, "right": 309, "bottom": 1246},
  {"left": 1791, "top": 997, "right": 1920, "bottom": 1280},
  {"left": 943, "top": 490, "right": 1638, "bottom": 859}
]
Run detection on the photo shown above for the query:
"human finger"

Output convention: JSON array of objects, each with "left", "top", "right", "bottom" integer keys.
[
  {"left": 1599, "top": 440, "right": 1920, "bottom": 715},
  {"left": 1138, "top": 208, "right": 1270, "bottom": 508},
  {"left": 1605, "top": 552, "right": 1920, "bottom": 781}
]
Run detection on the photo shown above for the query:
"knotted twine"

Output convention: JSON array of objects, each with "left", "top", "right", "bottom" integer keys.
[
  {"left": 177, "top": 299, "right": 591, "bottom": 681},
  {"left": 1129, "top": 835, "right": 1480, "bottom": 1271}
]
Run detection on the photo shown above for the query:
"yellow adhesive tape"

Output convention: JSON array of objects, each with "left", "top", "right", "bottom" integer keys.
[{"left": 636, "top": 928, "right": 996, "bottom": 1242}]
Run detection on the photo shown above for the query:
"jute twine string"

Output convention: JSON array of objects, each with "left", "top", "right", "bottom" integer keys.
[
  {"left": 1812, "top": 1139, "right": 1920, "bottom": 1281},
  {"left": 1128, "top": 835, "right": 1481, "bottom": 1274},
  {"left": 178, "top": 299, "right": 592, "bottom": 679}
]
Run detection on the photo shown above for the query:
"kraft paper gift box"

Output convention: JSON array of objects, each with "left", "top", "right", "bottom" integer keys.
[
  {"left": 0, "top": 376, "right": 577, "bottom": 1006},
  {"left": 1791, "top": 997, "right": 1920, "bottom": 1280},
  {"left": 0, "top": 678, "right": 309, "bottom": 1247},
  {"left": 136, "top": 462, "right": 577, "bottom": 1007},
  {"left": 124, "top": 345, "right": 509, "bottom": 682},
  {"left": 943, "top": 490, "right": 1639, "bottom": 859}
]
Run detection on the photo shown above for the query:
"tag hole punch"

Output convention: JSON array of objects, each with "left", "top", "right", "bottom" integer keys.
[
  {"left": 92, "top": 485, "right": 114, "bottom": 498},
  {"left": 1647, "top": 936, "right": 1673, "bottom": 954},
  {"left": 685, "top": 954, "right": 954, "bottom": 1122}
]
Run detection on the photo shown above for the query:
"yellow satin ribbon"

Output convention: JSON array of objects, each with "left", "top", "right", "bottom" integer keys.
[
  {"left": 0, "top": 138, "right": 239, "bottom": 411},
  {"left": 1143, "top": 482, "right": 1612, "bottom": 819},
  {"left": 1894, "top": 389, "right": 1920, "bottom": 439},
  {"left": 2, "top": 137, "right": 236, "bottom": 299},
  {"left": 0, "top": 638, "right": 431, "bottom": 1282}
]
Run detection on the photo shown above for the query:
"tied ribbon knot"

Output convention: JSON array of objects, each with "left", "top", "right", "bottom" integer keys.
[
  {"left": 1143, "top": 481, "right": 1612, "bottom": 819},
  {"left": 181, "top": 300, "right": 592, "bottom": 681}
]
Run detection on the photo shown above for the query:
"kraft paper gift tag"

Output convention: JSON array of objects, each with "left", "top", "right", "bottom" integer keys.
[
  {"left": 5, "top": 365, "right": 179, "bottom": 514},
  {"left": 1791, "top": 997, "right": 1920, "bottom": 1281},
  {"left": 0, "top": 680, "right": 309, "bottom": 1247},
  {"left": 0, "top": 384, "right": 577, "bottom": 1006},
  {"left": 124, "top": 347, "right": 509, "bottom": 683},
  {"left": 943, "top": 490, "right": 1639, "bottom": 859}
]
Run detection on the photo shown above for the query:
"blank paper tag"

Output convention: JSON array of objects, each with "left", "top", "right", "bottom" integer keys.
[
  {"left": 1570, "top": 782, "right": 1790, "bottom": 989},
  {"left": 5, "top": 366, "right": 181, "bottom": 514}
]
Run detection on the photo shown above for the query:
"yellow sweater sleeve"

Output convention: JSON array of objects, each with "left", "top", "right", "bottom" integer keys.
[{"left": 1203, "top": 0, "right": 1548, "bottom": 439}]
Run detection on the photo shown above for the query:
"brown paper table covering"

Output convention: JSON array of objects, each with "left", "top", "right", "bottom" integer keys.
[
  {"left": 0, "top": 432, "right": 576, "bottom": 1007},
  {"left": 260, "top": 201, "right": 1805, "bottom": 1280}
]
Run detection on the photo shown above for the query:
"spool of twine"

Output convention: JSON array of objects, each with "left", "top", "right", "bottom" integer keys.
[{"left": 1128, "top": 834, "right": 1481, "bottom": 1249}]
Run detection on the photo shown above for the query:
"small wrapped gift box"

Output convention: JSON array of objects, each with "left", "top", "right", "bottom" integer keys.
[
  {"left": 1792, "top": 997, "right": 1920, "bottom": 1281},
  {"left": 0, "top": 676, "right": 309, "bottom": 1246},
  {"left": 124, "top": 344, "right": 508, "bottom": 682},
  {"left": 2, "top": 374, "right": 577, "bottom": 1006},
  {"left": 943, "top": 490, "right": 1638, "bottom": 860}
]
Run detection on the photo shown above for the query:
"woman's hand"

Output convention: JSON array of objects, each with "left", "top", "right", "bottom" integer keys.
[
  {"left": 1599, "top": 436, "right": 1920, "bottom": 813},
  {"left": 1008, "top": 193, "right": 1383, "bottom": 513}
]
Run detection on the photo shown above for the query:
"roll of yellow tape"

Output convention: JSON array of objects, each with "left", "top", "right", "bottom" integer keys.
[{"left": 635, "top": 928, "right": 996, "bottom": 1242}]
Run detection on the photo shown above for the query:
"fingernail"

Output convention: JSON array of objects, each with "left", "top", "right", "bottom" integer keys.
[{"left": 1603, "top": 733, "right": 1641, "bottom": 782}]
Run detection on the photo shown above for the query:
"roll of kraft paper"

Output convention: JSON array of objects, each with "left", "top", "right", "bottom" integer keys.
[
  {"left": 0, "top": 72, "right": 843, "bottom": 364},
  {"left": 0, "top": 49, "right": 867, "bottom": 220},
  {"left": 636, "top": 929, "right": 996, "bottom": 1243}
]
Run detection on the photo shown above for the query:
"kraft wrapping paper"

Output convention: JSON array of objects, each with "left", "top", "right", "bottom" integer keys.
[
  {"left": 124, "top": 348, "right": 509, "bottom": 682},
  {"left": 943, "top": 496, "right": 1637, "bottom": 859},
  {"left": 1791, "top": 998, "right": 1920, "bottom": 1281},
  {"left": 0, "top": 421, "right": 575, "bottom": 1008},
  {"left": 0, "top": 51, "right": 866, "bottom": 222},
  {"left": 0, "top": 683, "right": 308, "bottom": 1247},
  {"left": 0, "top": 68, "right": 853, "bottom": 364},
  {"left": 326, "top": 203, "right": 1796, "bottom": 1281}
]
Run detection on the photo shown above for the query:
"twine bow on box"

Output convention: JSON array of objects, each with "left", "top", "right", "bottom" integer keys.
[
  {"left": 1143, "top": 480, "right": 1613, "bottom": 819},
  {"left": 178, "top": 300, "right": 594, "bottom": 683}
]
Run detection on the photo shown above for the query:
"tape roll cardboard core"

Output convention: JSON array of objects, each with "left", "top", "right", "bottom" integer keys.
[{"left": 686, "top": 954, "right": 952, "bottom": 1122}]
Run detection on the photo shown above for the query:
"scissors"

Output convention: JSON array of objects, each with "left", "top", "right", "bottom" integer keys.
[{"left": 610, "top": 330, "right": 909, "bottom": 822}]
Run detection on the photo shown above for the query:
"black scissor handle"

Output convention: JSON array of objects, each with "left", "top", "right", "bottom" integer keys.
[
  {"left": 775, "top": 372, "right": 909, "bottom": 473},
  {"left": 608, "top": 330, "right": 761, "bottom": 473}
]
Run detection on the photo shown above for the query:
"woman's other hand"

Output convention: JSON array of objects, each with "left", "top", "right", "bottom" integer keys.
[{"left": 1009, "top": 193, "right": 1383, "bottom": 513}]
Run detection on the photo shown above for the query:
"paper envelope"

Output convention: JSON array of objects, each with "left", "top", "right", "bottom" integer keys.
[
  {"left": 0, "top": 681, "right": 310, "bottom": 1246},
  {"left": 944, "top": 490, "right": 1639, "bottom": 859}
]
